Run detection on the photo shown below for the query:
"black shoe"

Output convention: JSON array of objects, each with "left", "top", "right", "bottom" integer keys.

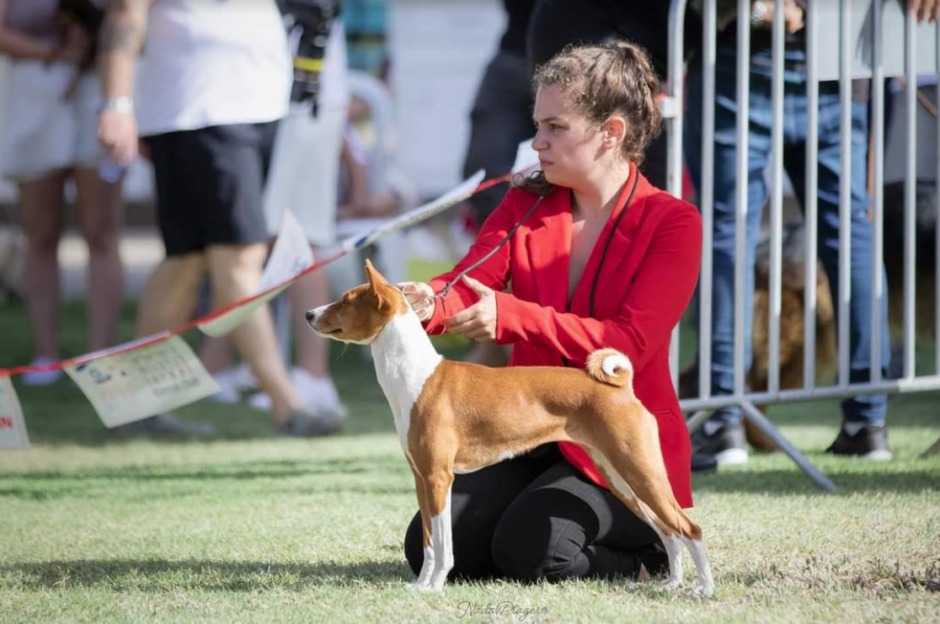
[
  {"left": 113, "top": 413, "right": 215, "bottom": 437},
  {"left": 691, "top": 421, "right": 749, "bottom": 466},
  {"left": 275, "top": 407, "right": 346, "bottom": 438},
  {"left": 691, "top": 452, "right": 718, "bottom": 474},
  {"left": 825, "top": 423, "right": 892, "bottom": 460},
  {"left": 635, "top": 541, "right": 669, "bottom": 580}
]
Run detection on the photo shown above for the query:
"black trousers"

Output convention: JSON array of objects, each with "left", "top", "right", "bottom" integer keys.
[{"left": 403, "top": 444, "right": 660, "bottom": 582}]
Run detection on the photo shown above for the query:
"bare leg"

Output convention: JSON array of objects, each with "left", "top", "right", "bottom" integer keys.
[
  {"left": 291, "top": 244, "right": 330, "bottom": 378},
  {"left": 73, "top": 168, "right": 124, "bottom": 352},
  {"left": 19, "top": 171, "right": 67, "bottom": 359},
  {"left": 205, "top": 243, "right": 301, "bottom": 424},
  {"left": 135, "top": 253, "right": 207, "bottom": 338},
  {"left": 199, "top": 335, "right": 235, "bottom": 374}
]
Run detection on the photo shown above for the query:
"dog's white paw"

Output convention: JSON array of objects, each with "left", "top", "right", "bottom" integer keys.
[
  {"left": 407, "top": 581, "right": 442, "bottom": 592},
  {"left": 693, "top": 582, "right": 715, "bottom": 598},
  {"left": 661, "top": 577, "right": 683, "bottom": 591}
]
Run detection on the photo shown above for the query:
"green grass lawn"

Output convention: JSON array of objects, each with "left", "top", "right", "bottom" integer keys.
[{"left": 1, "top": 301, "right": 939, "bottom": 623}]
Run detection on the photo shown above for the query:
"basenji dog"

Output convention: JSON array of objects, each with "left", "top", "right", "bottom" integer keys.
[{"left": 306, "top": 260, "right": 714, "bottom": 596}]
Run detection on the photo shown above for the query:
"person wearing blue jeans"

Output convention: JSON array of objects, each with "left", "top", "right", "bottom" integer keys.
[{"left": 684, "top": 30, "right": 892, "bottom": 465}]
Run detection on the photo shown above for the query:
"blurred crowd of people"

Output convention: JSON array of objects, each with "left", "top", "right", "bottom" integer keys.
[{"left": 0, "top": 0, "right": 937, "bottom": 471}]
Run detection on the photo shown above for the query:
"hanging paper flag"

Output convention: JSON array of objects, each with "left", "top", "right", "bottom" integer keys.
[
  {"left": 0, "top": 376, "right": 29, "bottom": 449},
  {"left": 198, "top": 210, "right": 314, "bottom": 337},
  {"left": 511, "top": 138, "right": 539, "bottom": 176},
  {"left": 64, "top": 335, "right": 219, "bottom": 428},
  {"left": 342, "top": 169, "right": 486, "bottom": 252}
]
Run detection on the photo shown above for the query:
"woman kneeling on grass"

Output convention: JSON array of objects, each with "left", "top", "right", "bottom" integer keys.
[{"left": 400, "top": 41, "right": 702, "bottom": 582}]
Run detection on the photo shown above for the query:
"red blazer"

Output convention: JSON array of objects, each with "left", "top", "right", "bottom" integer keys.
[{"left": 425, "top": 165, "right": 702, "bottom": 508}]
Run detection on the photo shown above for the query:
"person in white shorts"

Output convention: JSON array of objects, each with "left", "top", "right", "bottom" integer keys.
[{"left": 0, "top": 0, "right": 124, "bottom": 386}]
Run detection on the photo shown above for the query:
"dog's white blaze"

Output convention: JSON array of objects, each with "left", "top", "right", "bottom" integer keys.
[
  {"left": 602, "top": 353, "right": 632, "bottom": 378},
  {"left": 371, "top": 308, "right": 443, "bottom": 457}
]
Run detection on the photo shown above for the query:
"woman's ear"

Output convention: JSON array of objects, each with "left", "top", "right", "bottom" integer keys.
[{"left": 603, "top": 116, "right": 627, "bottom": 149}]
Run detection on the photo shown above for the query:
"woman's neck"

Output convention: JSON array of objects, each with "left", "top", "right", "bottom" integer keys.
[{"left": 570, "top": 160, "right": 633, "bottom": 220}]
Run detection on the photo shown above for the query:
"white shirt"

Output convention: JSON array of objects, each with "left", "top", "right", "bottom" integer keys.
[{"left": 136, "top": 0, "right": 291, "bottom": 136}]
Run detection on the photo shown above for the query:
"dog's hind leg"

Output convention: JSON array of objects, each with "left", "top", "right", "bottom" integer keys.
[
  {"left": 589, "top": 445, "right": 714, "bottom": 596},
  {"left": 680, "top": 534, "right": 715, "bottom": 597},
  {"left": 587, "top": 449, "right": 682, "bottom": 588}
]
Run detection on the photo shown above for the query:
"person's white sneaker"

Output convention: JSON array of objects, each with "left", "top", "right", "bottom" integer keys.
[
  {"left": 292, "top": 369, "right": 347, "bottom": 417},
  {"left": 230, "top": 363, "right": 257, "bottom": 391},
  {"left": 208, "top": 368, "right": 245, "bottom": 404},
  {"left": 249, "top": 368, "right": 348, "bottom": 418},
  {"left": 21, "top": 357, "right": 64, "bottom": 386},
  {"left": 207, "top": 364, "right": 259, "bottom": 404}
]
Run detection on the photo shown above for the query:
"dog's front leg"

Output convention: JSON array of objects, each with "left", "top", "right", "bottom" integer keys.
[
  {"left": 407, "top": 468, "right": 435, "bottom": 591},
  {"left": 425, "top": 470, "right": 455, "bottom": 592}
]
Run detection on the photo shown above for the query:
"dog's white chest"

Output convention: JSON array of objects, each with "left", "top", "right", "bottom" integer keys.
[{"left": 371, "top": 313, "right": 442, "bottom": 458}]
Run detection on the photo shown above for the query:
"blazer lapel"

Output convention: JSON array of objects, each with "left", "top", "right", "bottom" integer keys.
[
  {"left": 524, "top": 188, "right": 571, "bottom": 313},
  {"left": 570, "top": 165, "right": 653, "bottom": 317}
]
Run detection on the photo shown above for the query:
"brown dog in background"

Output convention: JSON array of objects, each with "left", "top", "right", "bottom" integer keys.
[{"left": 681, "top": 224, "right": 838, "bottom": 451}]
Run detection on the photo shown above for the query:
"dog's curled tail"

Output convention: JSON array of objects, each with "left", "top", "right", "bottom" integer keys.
[{"left": 586, "top": 349, "right": 634, "bottom": 389}]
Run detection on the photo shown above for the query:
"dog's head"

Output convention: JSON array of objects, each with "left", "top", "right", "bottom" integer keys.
[{"left": 306, "top": 259, "right": 410, "bottom": 344}]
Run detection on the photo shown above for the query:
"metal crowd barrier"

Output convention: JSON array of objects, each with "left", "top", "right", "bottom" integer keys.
[{"left": 663, "top": 0, "right": 940, "bottom": 490}]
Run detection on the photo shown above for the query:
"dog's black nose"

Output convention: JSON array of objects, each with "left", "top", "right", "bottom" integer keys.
[{"left": 305, "top": 310, "right": 316, "bottom": 322}]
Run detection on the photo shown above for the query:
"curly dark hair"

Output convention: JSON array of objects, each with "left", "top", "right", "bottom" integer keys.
[{"left": 515, "top": 41, "right": 662, "bottom": 195}]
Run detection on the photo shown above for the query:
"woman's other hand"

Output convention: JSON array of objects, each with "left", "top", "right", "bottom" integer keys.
[
  {"left": 400, "top": 281, "right": 436, "bottom": 322},
  {"left": 443, "top": 276, "right": 497, "bottom": 342}
]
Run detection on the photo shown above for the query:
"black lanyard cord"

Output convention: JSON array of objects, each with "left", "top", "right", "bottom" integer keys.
[
  {"left": 588, "top": 173, "right": 640, "bottom": 318},
  {"left": 436, "top": 191, "right": 549, "bottom": 300}
]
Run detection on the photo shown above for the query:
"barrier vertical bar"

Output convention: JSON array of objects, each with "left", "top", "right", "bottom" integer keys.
[
  {"left": 734, "top": 0, "right": 751, "bottom": 400},
  {"left": 837, "top": 0, "right": 852, "bottom": 389},
  {"left": 904, "top": 12, "right": 917, "bottom": 379},
  {"left": 768, "top": 0, "right": 785, "bottom": 395},
  {"left": 698, "top": 0, "right": 717, "bottom": 402},
  {"left": 667, "top": 0, "right": 690, "bottom": 390},
  {"left": 804, "top": 0, "right": 819, "bottom": 389},
  {"left": 871, "top": 0, "right": 886, "bottom": 384}
]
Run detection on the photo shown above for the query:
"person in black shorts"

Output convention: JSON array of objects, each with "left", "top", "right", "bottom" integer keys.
[{"left": 96, "top": 0, "right": 342, "bottom": 436}]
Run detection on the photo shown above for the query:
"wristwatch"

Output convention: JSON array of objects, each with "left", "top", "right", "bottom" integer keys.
[
  {"left": 102, "top": 96, "right": 135, "bottom": 116},
  {"left": 751, "top": 0, "right": 771, "bottom": 27}
]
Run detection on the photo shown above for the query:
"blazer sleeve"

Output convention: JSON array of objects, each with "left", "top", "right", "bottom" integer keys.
[
  {"left": 495, "top": 203, "right": 702, "bottom": 372},
  {"left": 423, "top": 191, "right": 526, "bottom": 335}
]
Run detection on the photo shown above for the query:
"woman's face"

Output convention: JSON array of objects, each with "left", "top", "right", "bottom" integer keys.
[{"left": 532, "top": 84, "right": 607, "bottom": 188}]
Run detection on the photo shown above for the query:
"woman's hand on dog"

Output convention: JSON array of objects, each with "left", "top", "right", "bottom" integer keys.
[
  {"left": 400, "top": 281, "right": 436, "bottom": 322},
  {"left": 444, "top": 276, "right": 497, "bottom": 343}
]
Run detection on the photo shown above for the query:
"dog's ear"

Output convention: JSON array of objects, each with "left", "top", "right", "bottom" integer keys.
[
  {"left": 365, "top": 258, "right": 388, "bottom": 292},
  {"left": 364, "top": 259, "right": 393, "bottom": 310}
]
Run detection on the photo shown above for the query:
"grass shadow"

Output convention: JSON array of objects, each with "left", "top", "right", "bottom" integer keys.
[
  {"left": 0, "top": 457, "right": 411, "bottom": 501},
  {"left": 0, "top": 558, "right": 412, "bottom": 591},
  {"left": 692, "top": 467, "right": 940, "bottom": 495}
]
